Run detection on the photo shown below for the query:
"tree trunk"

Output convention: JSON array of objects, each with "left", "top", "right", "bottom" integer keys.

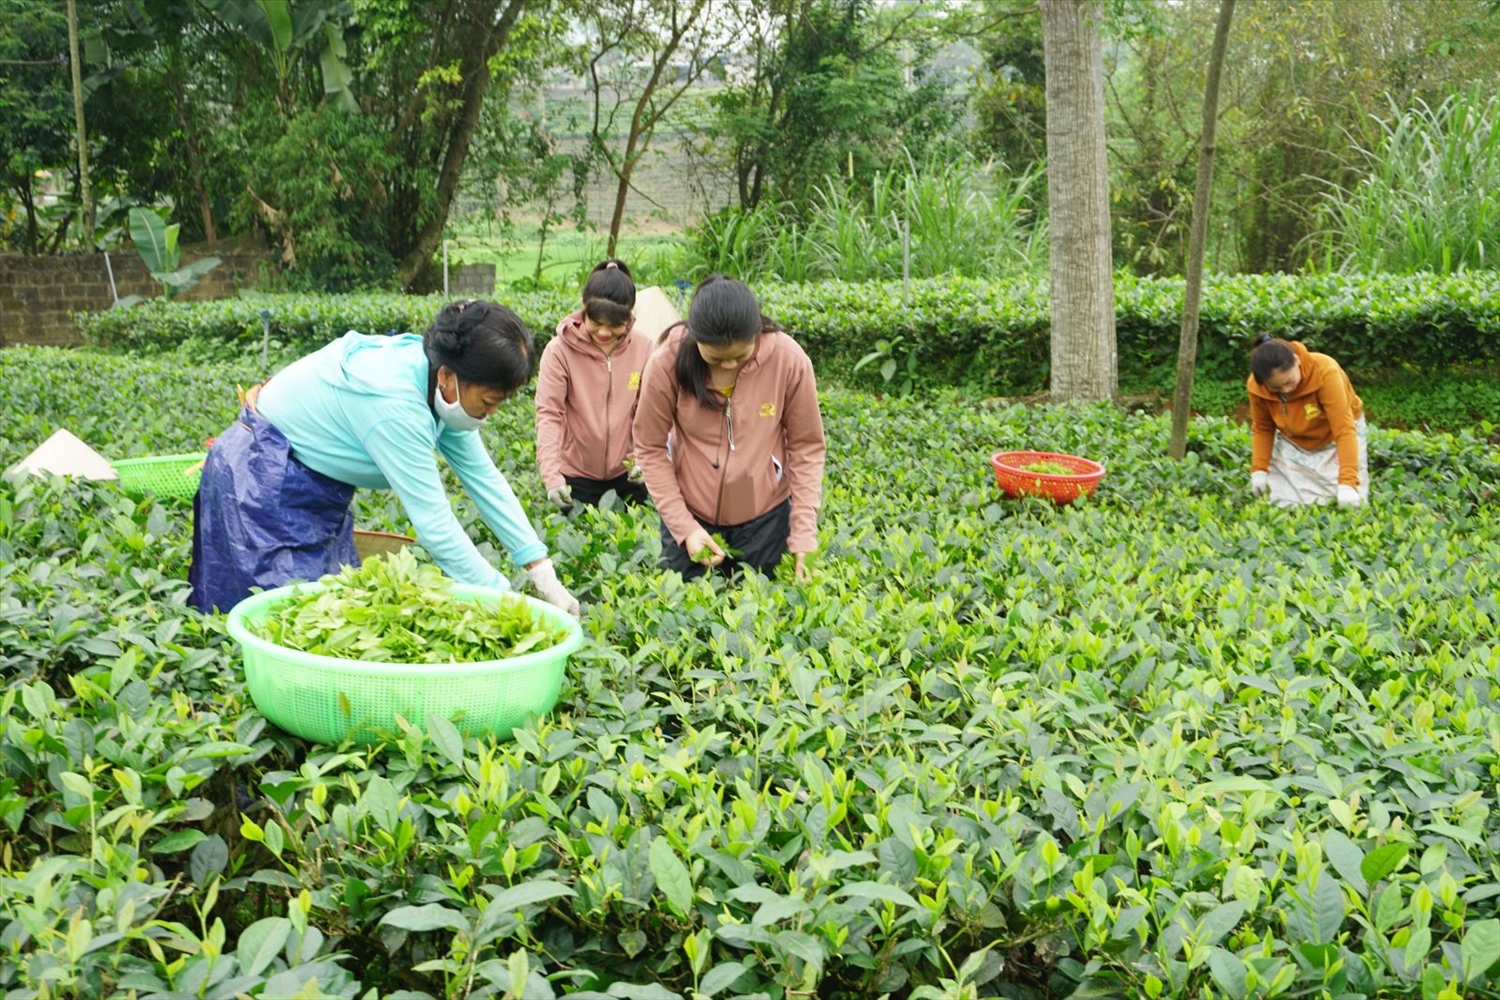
[
  {"left": 602, "top": 1, "right": 705, "bottom": 256},
  {"left": 1040, "top": 0, "right": 1116, "bottom": 402},
  {"left": 1168, "top": 0, "right": 1236, "bottom": 459},
  {"left": 397, "top": 0, "right": 525, "bottom": 289},
  {"left": 172, "top": 53, "right": 216, "bottom": 243},
  {"left": 20, "top": 182, "right": 39, "bottom": 254},
  {"left": 66, "top": 0, "right": 93, "bottom": 248}
]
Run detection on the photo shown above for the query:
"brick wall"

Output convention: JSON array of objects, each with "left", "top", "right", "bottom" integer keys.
[{"left": 0, "top": 249, "right": 267, "bottom": 348}]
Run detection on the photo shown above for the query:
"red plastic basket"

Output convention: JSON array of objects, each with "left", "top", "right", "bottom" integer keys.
[{"left": 991, "top": 450, "right": 1106, "bottom": 503}]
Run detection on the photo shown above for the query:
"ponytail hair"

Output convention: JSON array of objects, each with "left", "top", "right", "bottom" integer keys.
[
  {"left": 581, "top": 258, "right": 636, "bottom": 328},
  {"left": 1249, "top": 334, "right": 1296, "bottom": 386},
  {"left": 423, "top": 299, "right": 535, "bottom": 391},
  {"left": 672, "top": 275, "right": 780, "bottom": 411}
]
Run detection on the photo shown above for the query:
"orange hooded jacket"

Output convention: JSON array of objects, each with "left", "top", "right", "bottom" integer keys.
[{"left": 1247, "top": 340, "right": 1364, "bottom": 487}]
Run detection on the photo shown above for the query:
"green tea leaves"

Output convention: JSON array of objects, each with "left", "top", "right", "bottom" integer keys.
[{"left": 252, "top": 549, "right": 568, "bottom": 664}]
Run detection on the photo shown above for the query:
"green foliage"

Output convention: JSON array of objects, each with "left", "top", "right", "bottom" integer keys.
[
  {"left": 254, "top": 550, "right": 569, "bottom": 663},
  {"left": 76, "top": 272, "right": 1500, "bottom": 398},
  {"left": 0, "top": 0, "right": 74, "bottom": 253},
  {"left": 690, "top": 156, "right": 1045, "bottom": 284},
  {"left": 1095, "top": 1, "right": 1500, "bottom": 275},
  {"left": 241, "top": 105, "right": 401, "bottom": 292},
  {"left": 74, "top": 289, "right": 579, "bottom": 364},
  {"left": 1313, "top": 89, "right": 1500, "bottom": 275},
  {"left": 2, "top": 345, "right": 1500, "bottom": 997},
  {"left": 755, "top": 271, "right": 1500, "bottom": 391},
  {"left": 694, "top": 0, "right": 971, "bottom": 212},
  {"left": 969, "top": 5, "right": 1047, "bottom": 174}
]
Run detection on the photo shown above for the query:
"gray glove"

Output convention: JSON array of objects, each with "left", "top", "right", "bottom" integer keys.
[
  {"left": 1250, "top": 471, "right": 1269, "bottom": 498},
  {"left": 547, "top": 484, "right": 573, "bottom": 510},
  {"left": 1337, "top": 484, "right": 1362, "bottom": 507},
  {"left": 626, "top": 462, "right": 645, "bottom": 484}
]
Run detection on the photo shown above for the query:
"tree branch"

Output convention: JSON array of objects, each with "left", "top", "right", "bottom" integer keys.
[{"left": 385, "top": 0, "right": 456, "bottom": 156}]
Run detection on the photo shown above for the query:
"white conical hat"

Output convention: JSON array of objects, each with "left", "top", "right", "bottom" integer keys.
[
  {"left": 632, "top": 285, "right": 684, "bottom": 344},
  {"left": 4, "top": 429, "right": 118, "bottom": 481}
]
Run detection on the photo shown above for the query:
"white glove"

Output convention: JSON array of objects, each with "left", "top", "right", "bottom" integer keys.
[
  {"left": 1250, "top": 471, "right": 1269, "bottom": 498},
  {"left": 526, "top": 559, "right": 581, "bottom": 618},
  {"left": 1337, "top": 484, "right": 1362, "bottom": 507},
  {"left": 547, "top": 484, "right": 573, "bottom": 510},
  {"left": 626, "top": 462, "right": 645, "bottom": 484}
]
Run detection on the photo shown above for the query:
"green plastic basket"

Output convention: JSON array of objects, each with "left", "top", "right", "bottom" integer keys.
[
  {"left": 111, "top": 453, "right": 207, "bottom": 498},
  {"left": 226, "top": 582, "right": 583, "bottom": 745}
]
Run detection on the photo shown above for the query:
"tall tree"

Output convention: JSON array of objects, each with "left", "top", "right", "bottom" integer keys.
[
  {"left": 688, "top": 0, "right": 956, "bottom": 214},
  {"left": 394, "top": 0, "right": 527, "bottom": 286},
  {"left": 1168, "top": 0, "right": 1235, "bottom": 459},
  {"left": 584, "top": 0, "right": 720, "bottom": 256},
  {"left": 0, "top": 0, "right": 73, "bottom": 253},
  {"left": 65, "top": 0, "right": 93, "bottom": 246},
  {"left": 1040, "top": 0, "right": 1116, "bottom": 402}
]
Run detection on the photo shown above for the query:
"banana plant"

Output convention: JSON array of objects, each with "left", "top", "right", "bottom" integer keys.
[
  {"left": 121, "top": 207, "right": 220, "bottom": 304},
  {"left": 199, "top": 0, "right": 356, "bottom": 110}
]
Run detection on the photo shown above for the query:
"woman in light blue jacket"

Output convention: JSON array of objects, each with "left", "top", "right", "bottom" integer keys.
[{"left": 189, "top": 300, "right": 580, "bottom": 616}]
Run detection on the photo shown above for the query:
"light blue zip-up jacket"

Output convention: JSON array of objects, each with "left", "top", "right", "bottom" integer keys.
[{"left": 255, "top": 332, "right": 547, "bottom": 589}]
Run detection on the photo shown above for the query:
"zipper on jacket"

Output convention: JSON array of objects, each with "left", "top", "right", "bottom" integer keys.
[
  {"left": 713, "top": 398, "right": 733, "bottom": 524},
  {"left": 603, "top": 355, "right": 613, "bottom": 479}
]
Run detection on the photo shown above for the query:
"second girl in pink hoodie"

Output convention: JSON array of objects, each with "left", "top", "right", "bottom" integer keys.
[
  {"left": 633, "top": 275, "right": 826, "bottom": 581},
  {"left": 535, "top": 259, "right": 656, "bottom": 509}
]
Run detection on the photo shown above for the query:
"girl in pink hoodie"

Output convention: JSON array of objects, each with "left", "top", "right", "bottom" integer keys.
[
  {"left": 535, "top": 259, "right": 656, "bottom": 510},
  {"left": 634, "top": 276, "right": 826, "bottom": 581}
]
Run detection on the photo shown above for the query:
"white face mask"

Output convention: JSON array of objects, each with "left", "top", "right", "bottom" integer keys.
[{"left": 434, "top": 380, "right": 486, "bottom": 432}]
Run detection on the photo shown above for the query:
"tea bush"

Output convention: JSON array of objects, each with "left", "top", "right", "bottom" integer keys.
[
  {"left": 74, "top": 272, "right": 1500, "bottom": 394},
  {"left": 2, "top": 346, "right": 1500, "bottom": 998}
]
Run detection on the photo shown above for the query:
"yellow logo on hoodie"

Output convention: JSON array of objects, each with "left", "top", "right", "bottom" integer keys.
[
  {"left": 628, "top": 372, "right": 641, "bottom": 391},
  {"left": 760, "top": 402, "right": 776, "bottom": 418},
  {"left": 1304, "top": 403, "right": 1322, "bottom": 419}
]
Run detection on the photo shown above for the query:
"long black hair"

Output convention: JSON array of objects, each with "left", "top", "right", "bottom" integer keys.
[
  {"left": 1249, "top": 334, "right": 1296, "bottom": 386},
  {"left": 422, "top": 299, "right": 535, "bottom": 391},
  {"left": 581, "top": 258, "right": 636, "bottom": 327},
  {"left": 670, "top": 275, "right": 779, "bottom": 411}
]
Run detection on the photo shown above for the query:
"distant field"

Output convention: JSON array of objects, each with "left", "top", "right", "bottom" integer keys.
[{"left": 445, "top": 221, "right": 692, "bottom": 290}]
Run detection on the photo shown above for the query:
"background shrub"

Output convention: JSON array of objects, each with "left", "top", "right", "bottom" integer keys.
[{"left": 78, "top": 272, "right": 1500, "bottom": 395}]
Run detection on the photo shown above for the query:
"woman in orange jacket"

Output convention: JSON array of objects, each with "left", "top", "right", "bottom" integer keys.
[
  {"left": 633, "top": 276, "right": 827, "bottom": 581},
  {"left": 1247, "top": 335, "right": 1369, "bottom": 507},
  {"left": 534, "top": 259, "right": 656, "bottom": 510}
]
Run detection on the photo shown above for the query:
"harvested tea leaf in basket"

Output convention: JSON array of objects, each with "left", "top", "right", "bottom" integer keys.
[{"left": 253, "top": 548, "right": 570, "bottom": 663}]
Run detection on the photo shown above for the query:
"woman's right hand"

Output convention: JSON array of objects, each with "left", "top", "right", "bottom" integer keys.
[{"left": 685, "top": 527, "right": 726, "bottom": 567}]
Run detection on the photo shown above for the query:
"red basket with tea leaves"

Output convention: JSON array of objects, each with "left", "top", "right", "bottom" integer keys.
[{"left": 991, "top": 450, "right": 1106, "bottom": 503}]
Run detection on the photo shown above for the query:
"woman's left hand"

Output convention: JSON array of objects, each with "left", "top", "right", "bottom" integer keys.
[
  {"left": 793, "top": 552, "right": 811, "bottom": 582},
  {"left": 525, "top": 558, "right": 581, "bottom": 618}
]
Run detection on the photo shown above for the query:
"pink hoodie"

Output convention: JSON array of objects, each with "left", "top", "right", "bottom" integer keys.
[
  {"left": 534, "top": 310, "right": 656, "bottom": 490},
  {"left": 633, "top": 325, "right": 826, "bottom": 552}
]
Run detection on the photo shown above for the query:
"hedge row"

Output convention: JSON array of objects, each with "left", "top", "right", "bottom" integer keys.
[{"left": 75, "top": 273, "right": 1500, "bottom": 392}]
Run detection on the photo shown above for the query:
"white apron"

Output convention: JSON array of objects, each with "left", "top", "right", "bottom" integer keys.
[{"left": 1268, "top": 416, "right": 1369, "bottom": 507}]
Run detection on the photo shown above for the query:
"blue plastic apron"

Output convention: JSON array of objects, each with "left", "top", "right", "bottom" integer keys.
[{"left": 188, "top": 407, "right": 359, "bottom": 613}]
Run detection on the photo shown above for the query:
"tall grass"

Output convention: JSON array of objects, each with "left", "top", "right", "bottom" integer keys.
[
  {"left": 689, "top": 155, "right": 1046, "bottom": 283},
  {"left": 1314, "top": 89, "right": 1500, "bottom": 274}
]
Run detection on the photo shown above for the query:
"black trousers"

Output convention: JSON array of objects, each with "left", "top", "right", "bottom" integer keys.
[
  {"left": 564, "top": 473, "right": 650, "bottom": 509},
  {"left": 659, "top": 499, "right": 791, "bottom": 580}
]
